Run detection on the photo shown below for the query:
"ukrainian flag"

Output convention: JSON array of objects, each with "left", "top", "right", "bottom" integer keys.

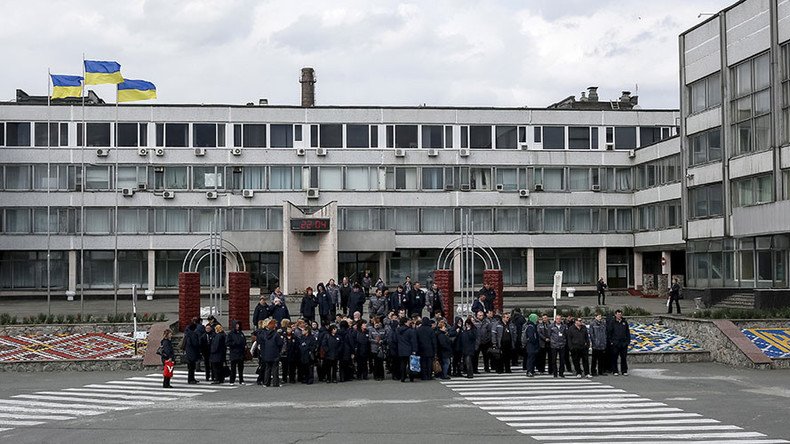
[
  {"left": 84, "top": 60, "right": 123, "bottom": 85},
  {"left": 50, "top": 74, "right": 83, "bottom": 99},
  {"left": 117, "top": 79, "right": 157, "bottom": 102}
]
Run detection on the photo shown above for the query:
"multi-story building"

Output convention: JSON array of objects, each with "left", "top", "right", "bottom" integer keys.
[
  {"left": 680, "top": 0, "right": 790, "bottom": 299},
  {"left": 0, "top": 73, "right": 683, "bottom": 299}
]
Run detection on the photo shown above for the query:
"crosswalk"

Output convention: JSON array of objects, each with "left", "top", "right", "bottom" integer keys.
[
  {"left": 441, "top": 372, "right": 789, "bottom": 443},
  {"left": 0, "top": 371, "right": 256, "bottom": 435}
]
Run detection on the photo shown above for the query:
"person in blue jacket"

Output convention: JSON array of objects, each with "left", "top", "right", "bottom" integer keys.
[
  {"left": 521, "top": 313, "right": 540, "bottom": 377},
  {"left": 257, "top": 320, "right": 284, "bottom": 387},
  {"left": 416, "top": 317, "right": 437, "bottom": 380},
  {"left": 320, "top": 324, "right": 342, "bottom": 383},
  {"left": 226, "top": 320, "right": 247, "bottom": 385},
  {"left": 300, "top": 287, "right": 318, "bottom": 323},
  {"left": 268, "top": 297, "right": 291, "bottom": 323},
  {"left": 459, "top": 319, "right": 478, "bottom": 379},
  {"left": 396, "top": 318, "right": 418, "bottom": 382}
]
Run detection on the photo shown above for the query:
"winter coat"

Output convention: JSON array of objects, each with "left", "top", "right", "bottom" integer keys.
[
  {"left": 597, "top": 280, "right": 607, "bottom": 293},
  {"left": 425, "top": 289, "right": 444, "bottom": 315},
  {"left": 459, "top": 328, "right": 478, "bottom": 356},
  {"left": 369, "top": 326, "right": 386, "bottom": 356},
  {"left": 436, "top": 331, "right": 452, "bottom": 360},
  {"left": 298, "top": 334, "right": 317, "bottom": 364},
  {"left": 512, "top": 313, "right": 526, "bottom": 347},
  {"left": 209, "top": 332, "right": 226, "bottom": 363},
  {"left": 670, "top": 283, "right": 681, "bottom": 299},
  {"left": 521, "top": 322, "right": 540, "bottom": 354},
  {"left": 355, "top": 330, "right": 371, "bottom": 358},
  {"left": 199, "top": 330, "right": 214, "bottom": 360},
  {"left": 318, "top": 291, "right": 334, "bottom": 318},
  {"left": 183, "top": 326, "right": 202, "bottom": 363},
  {"left": 537, "top": 322, "right": 551, "bottom": 349},
  {"left": 267, "top": 304, "right": 291, "bottom": 323},
  {"left": 362, "top": 275, "right": 372, "bottom": 290},
  {"left": 471, "top": 299, "right": 486, "bottom": 314},
  {"left": 549, "top": 322, "right": 568, "bottom": 349},
  {"left": 476, "top": 318, "right": 492, "bottom": 347},
  {"left": 567, "top": 324, "right": 590, "bottom": 351},
  {"left": 282, "top": 334, "right": 300, "bottom": 362},
  {"left": 399, "top": 291, "right": 411, "bottom": 314},
  {"left": 347, "top": 289, "right": 366, "bottom": 316},
  {"left": 490, "top": 319, "right": 505, "bottom": 349},
  {"left": 450, "top": 324, "right": 462, "bottom": 352},
  {"left": 339, "top": 283, "right": 352, "bottom": 305},
  {"left": 500, "top": 321, "right": 517, "bottom": 349},
  {"left": 227, "top": 325, "right": 247, "bottom": 361},
  {"left": 396, "top": 325, "right": 417, "bottom": 357},
  {"left": 326, "top": 285, "right": 340, "bottom": 307},
  {"left": 386, "top": 324, "right": 399, "bottom": 355},
  {"left": 160, "top": 338, "right": 175, "bottom": 364},
  {"left": 416, "top": 324, "right": 437, "bottom": 358},
  {"left": 258, "top": 329, "right": 284, "bottom": 363},
  {"left": 607, "top": 317, "right": 631, "bottom": 347},
  {"left": 589, "top": 318, "right": 608, "bottom": 350},
  {"left": 252, "top": 303, "right": 268, "bottom": 329},
  {"left": 300, "top": 294, "right": 318, "bottom": 319},
  {"left": 321, "top": 333, "right": 342, "bottom": 361},
  {"left": 408, "top": 290, "right": 425, "bottom": 315},
  {"left": 387, "top": 291, "right": 401, "bottom": 313},
  {"left": 368, "top": 295, "right": 386, "bottom": 318},
  {"left": 340, "top": 327, "right": 355, "bottom": 361}
]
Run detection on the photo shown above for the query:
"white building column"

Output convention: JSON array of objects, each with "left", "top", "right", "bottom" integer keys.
[
  {"left": 452, "top": 252, "right": 462, "bottom": 291},
  {"left": 147, "top": 250, "right": 156, "bottom": 291},
  {"left": 379, "top": 252, "right": 388, "bottom": 283},
  {"left": 661, "top": 251, "right": 672, "bottom": 287},
  {"left": 598, "top": 248, "right": 607, "bottom": 283},
  {"left": 68, "top": 250, "right": 77, "bottom": 293},
  {"left": 633, "top": 251, "right": 643, "bottom": 289},
  {"left": 526, "top": 248, "right": 535, "bottom": 292}
]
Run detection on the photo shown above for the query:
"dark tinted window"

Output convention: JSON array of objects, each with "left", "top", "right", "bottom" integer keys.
[
  {"left": 6, "top": 122, "right": 31, "bottom": 146},
  {"left": 270, "top": 124, "right": 293, "bottom": 148},
  {"left": 164, "top": 123, "right": 187, "bottom": 147},
  {"left": 469, "top": 125, "right": 492, "bottom": 149},
  {"left": 346, "top": 124, "right": 369, "bottom": 148},
  {"left": 243, "top": 124, "right": 266, "bottom": 147},
  {"left": 422, "top": 125, "right": 444, "bottom": 148},
  {"left": 495, "top": 126, "right": 517, "bottom": 149},
  {"left": 614, "top": 127, "right": 636, "bottom": 150},
  {"left": 639, "top": 126, "right": 662, "bottom": 146},
  {"left": 320, "top": 124, "right": 342, "bottom": 148},
  {"left": 193, "top": 124, "right": 217, "bottom": 147},
  {"left": 78, "top": 122, "right": 111, "bottom": 147},
  {"left": 395, "top": 125, "right": 418, "bottom": 148},
  {"left": 116, "top": 123, "right": 138, "bottom": 147},
  {"left": 34, "top": 122, "right": 60, "bottom": 147},
  {"left": 568, "top": 127, "right": 590, "bottom": 149},
  {"left": 543, "top": 126, "right": 564, "bottom": 149}
]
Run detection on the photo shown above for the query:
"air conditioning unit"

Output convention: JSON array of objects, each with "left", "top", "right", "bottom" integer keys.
[
  {"left": 605, "top": 143, "right": 614, "bottom": 151},
  {"left": 122, "top": 188, "right": 135, "bottom": 197},
  {"left": 296, "top": 148, "right": 306, "bottom": 156},
  {"left": 137, "top": 147, "right": 148, "bottom": 156},
  {"left": 232, "top": 166, "right": 243, "bottom": 173},
  {"left": 519, "top": 143, "right": 529, "bottom": 150},
  {"left": 194, "top": 148, "right": 206, "bottom": 156},
  {"left": 427, "top": 149, "right": 439, "bottom": 157},
  {"left": 394, "top": 148, "right": 406, "bottom": 157},
  {"left": 137, "top": 183, "right": 147, "bottom": 191},
  {"left": 154, "top": 148, "right": 165, "bottom": 157},
  {"left": 534, "top": 183, "right": 544, "bottom": 192},
  {"left": 460, "top": 184, "right": 471, "bottom": 191},
  {"left": 628, "top": 149, "right": 636, "bottom": 158},
  {"left": 518, "top": 189, "right": 530, "bottom": 198},
  {"left": 591, "top": 184, "right": 601, "bottom": 192},
  {"left": 230, "top": 147, "right": 242, "bottom": 156},
  {"left": 444, "top": 184, "right": 456, "bottom": 191},
  {"left": 316, "top": 147, "right": 327, "bottom": 156},
  {"left": 206, "top": 191, "right": 218, "bottom": 199},
  {"left": 306, "top": 187, "right": 319, "bottom": 199},
  {"left": 242, "top": 189, "right": 254, "bottom": 198},
  {"left": 162, "top": 190, "right": 175, "bottom": 199},
  {"left": 96, "top": 148, "right": 109, "bottom": 157},
  {"left": 495, "top": 184, "right": 504, "bottom": 191},
  {"left": 459, "top": 148, "right": 470, "bottom": 157}
]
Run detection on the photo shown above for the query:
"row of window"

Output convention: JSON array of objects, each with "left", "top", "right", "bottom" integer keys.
[
  {"left": 634, "top": 156, "right": 681, "bottom": 190},
  {"left": 0, "top": 121, "right": 676, "bottom": 150},
  {"left": 686, "top": 236, "right": 789, "bottom": 289},
  {"left": 634, "top": 200, "right": 682, "bottom": 231}
]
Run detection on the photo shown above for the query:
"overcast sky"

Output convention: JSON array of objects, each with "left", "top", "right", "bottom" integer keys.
[{"left": 1, "top": 0, "right": 733, "bottom": 109}]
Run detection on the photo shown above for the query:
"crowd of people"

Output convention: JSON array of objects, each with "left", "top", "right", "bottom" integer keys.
[{"left": 162, "top": 275, "right": 632, "bottom": 388}]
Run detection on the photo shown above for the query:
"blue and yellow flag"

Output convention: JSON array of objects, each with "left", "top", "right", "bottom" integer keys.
[
  {"left": 84, "top": 60, "right": 123, "bottom": 85},
  {"left": 50, "top": 74, "right": 83, "bottom": 99},
  {"left": 117, "top": 79, "right": 157, "bottom": 102}
]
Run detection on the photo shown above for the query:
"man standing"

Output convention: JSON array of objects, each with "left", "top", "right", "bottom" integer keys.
[
  {"left": 471, "top": 294, "right": 488, "bottom": 315},
  {"left": 397, "top": 318, "right": 418, "bottom": 382},
  {"left": 387, "top": 286, "right": 402, "bottom": 313},
  {"left": 269, "top": 286, "right": 286, "bottom": 305},
  {"left": 511, "top": 308, "right": 526, "bottom": 369},
  {"left": 252, "top": 295, "right": 268, "bottom": 330},
  {"left": 408, "top": 282, "right": 425, "bottom": 318},
  {"left": 521, "top": 314, "right": 540, "bottom": 377},
  {"left": 425, "top": 283, "right": 444, "bottom": 319},
  {"left": 607, "top": 309, "right": 631, "bottom": 376},
  {"left": 536, "top": 314, "right": 550, "bottom": 374},
  {"left": 339, "top": 277, "right": 352, "bottom": 316},
  {"left": 549, "top": 315, "right": 567, "bottom": 378},
  {"left": 362, "top": 272, "right": 372, "bottom": 297},
  {"left": 326, "top": 279, "right": 340, "bottom": 319},
  {"left": 597, "top": 277, "right": 607, "bottom": 306},
  {"left": 368, "top": 288, "right": 386, "bottom": 318},
  {"left": 668, "top": 278, "right": 682, "bottom": 314},
  {"left": 299, "top": 287, "right": 318, "bottom": 323},
  {"left": 416, "top": 317, "right": 437, "bottom": 380},
  {"left": 589, "top": 312, "right": 608, "bottom": 376},
  {"left": 567, "top": 318, "right": 591, "bottom": 378},
  {"left": 347, "top": 283, "right": 366, "bottom": 318},
  {"left": 499, "top": 312, "right": 516, "bottom": 373}
]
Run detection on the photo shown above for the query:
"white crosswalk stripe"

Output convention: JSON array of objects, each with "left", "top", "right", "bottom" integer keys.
[
  {"left": 0, "top": 369, "right": 242, "bottom": 435},
  {"left": 441, "top": 372, "right": 789, "bottom": 443}
]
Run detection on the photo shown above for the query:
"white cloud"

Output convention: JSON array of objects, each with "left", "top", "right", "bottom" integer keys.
[{"left": 0, "top": 0, "right": 734, "bottom": 108}]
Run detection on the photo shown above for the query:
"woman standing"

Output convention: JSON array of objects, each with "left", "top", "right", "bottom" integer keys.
[
  {"left": 227, "top": 321, "right": 246, "bottom": 385},
  {"left": 450, "top": 317, "right": 463, "bottom": 377},
  {"left": 436, "top": 320, "right": 452, "bottom": 380},
  {"left": 369, "top": 318, "right": 386, "bottom": 381},
  {"left": 298, "top": 325, "right": 317, "bottom": 384},
  {"left": 209, "top": 325, "right": 227, "bottom": 384},
  {"left": 320, "top": 325, "right": 341, "bottom": 383},
  {"left": 160, "top": 330, "right": 175, "bottom": 388},
  {"left": 259, "top": 319, "right": 284, "bottom": 387},
  {"left": 459, "top": 319, "right": 478, "bottom": 379},
  {"left": 300, "top": 287, "right": 318, "bottom": 323}
]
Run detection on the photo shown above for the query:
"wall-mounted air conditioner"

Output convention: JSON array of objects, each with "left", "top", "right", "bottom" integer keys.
[
  {"left": 206, "top": 191, "right": 218, "bottom": 199},
  {"left": 242, "top": 189, "right": 254, "bottom": 198},
  {"left": 195, "top": 148, "right": 206, "bottom": 156},
  {"left": 394, "top": 148, "right": 406, "bottom": 157},
  {"left": 316, "top": 147, "right": 327, "bottom": 156},
  {"left": 518, "top": 189, "right": 530, "bottom": 198},
  {"left": 591, "top": 185, "right": 601, "bottom": 192},
  {"left": 307, "top": 188, "right": 319, "bottom": 199},
  {"left": 162, "top": 190, "right": 175, "bottom": 199},
  {"left": 296, "top": 148, "right": 306, "bottom": 156},
  {"left": 122, "top": 188, "right": 135, "bottom": 197},
  {"left": 96, "top": 148, "right": 109, "bottom": 157},
  {"left": 495, "top": 184, "right": 504, "bottom": 191},
  {"left": 427, "top": 149, "right": 439, "bottom": 157},
  {"left": 459, "top": 148, "right": 470, "bottom": 157},
  {"left": 137, "top": 148, "right": 148, "bottom": 156},
  {"left": 154, "top": 148, "right": 165, "bottom": 157},
  {"left": 230, "top": 148, "right": 242, "bottom": 156},
  {"left": 534, "top": 183, "right": 544, "bottom": 192}
]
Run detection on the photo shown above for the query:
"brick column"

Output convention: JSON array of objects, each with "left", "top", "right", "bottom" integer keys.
[
  {"left": 484, "top": 269, "right": 504, "bottom": 313},
  {"left": 433, "top": 269, "right": 454, "bottom": 320},
  {"left": 228, "top": 271, "right": 251, "bottom": 331},
  {"left": 178, "top": 272, "right": 201, "bottom": 332}
]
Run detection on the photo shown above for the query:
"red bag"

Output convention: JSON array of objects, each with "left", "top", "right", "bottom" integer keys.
[{"left": 163, "top": 359, "right": 175, "bottom": 379}]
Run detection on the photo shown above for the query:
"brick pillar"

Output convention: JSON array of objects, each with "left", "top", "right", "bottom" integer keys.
[
  {"left": 228, "top": 271, "right": 251, "bottom": 331},
  {"left": 433, "top": 269, "right": 454, "bottom": 320},
  {"left": 178, "top": 272, "right": 201, "bottom": 332},
  {"left": 484, "top": 269, "right": 504, "bottom": 313}
]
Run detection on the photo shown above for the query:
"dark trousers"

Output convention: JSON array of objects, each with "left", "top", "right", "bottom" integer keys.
[
  {"left": 356, "top": 355, "right": 369, "bottom": 380},
  {"left": 570, "top": 348, "right": 590, "bottom": 375},
  {"left": 372, "top": 357, "right": 385, "bottom": 380},
  {"left": 298, "top": 362, "right": 314, "bottom": 384},
  {"left": 388, "top": 355, "right": 400, "bottom": 380},
  {"left": 163, "top": 376, "right": 171, "bottom": 388},
  {"left": 399, "top": 356, "right": 414, "bottom": 382},
  {"left": 525, "top": 349, "right": 537, "bottom": 374},
  {"left": 463, "top": 355, "right": 475, "bottom": 378},
  {"left": 667, "top": 296, "right": 681, "bottom": 314},
  {"left": 211, "top": 362, "right": 224, "bottom": 383},
  {"left": 203, "top": 357, "right": 212, "bottom": 380},
  {"left": 598, "top": 290, "right": 606, "bottom": 305},
  {"left": 610, "top": 344, "right": 628, "bottom": 374},
  {"left": 317, "top": 359, "right": 326, "bottom": 381},
  {"left": 452, "top": 351, "right": 463, "bottom": 376},
  {"left": 420, "top": 356, "right": 433, "bottom": 380},
  {"left": 563, "top": 347, "right": 572, "bottom": 372},
  {"left": 282, "top": 358, "right": 297, "bottom": 383},
  {"left": 591, "top": 349, "right": 607, "bottom": 375},
  {"left": 501, "top": 345, "right": 512, "bottom": 373},
  {"left": 536, "top": 347, "right": 547, "bottom": 373},
  {"left": 187, "top": 360, "right": 198, "bottom": 382},
  {"left": 324, "top": 359, "right": 338, "bottom": 382},
  {"left": 550, "top": 347, "right": 565, "bottom": 376},
  {"left": 230, "top": 359, "right": 244, "bottom": 383},
  {"left": 262, "top": 360, "right": 280, "bottom": 386},
  {"left": 476, "top": 343, "right": 491, "bottom": 372},
  {"left": 512, "top": 345, "right": 521, "bottom": 367}
]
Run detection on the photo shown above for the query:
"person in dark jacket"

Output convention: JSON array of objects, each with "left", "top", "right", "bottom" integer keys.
[
  {"left": 368, "top": 288, "right": 387, "bottom": 318},
  {"left": 521, "top": 314, "right": 540, "bottom": 377},
  {"left": 450, "top": 317, "right": 464, "bottom": 377},
  {"left": 408, "top": 283, "right": 426, "bottom": 318},
  {"left": 300, "top": 287, "right": 318, "bottom": 322},
  {"left": 199, "top": 323, "right": 215, "bottom": 381},
  {"left": 281, "top": 325, "right": 299, "bottom": 384},
  {"left": 459, "top": 319, "right": 478, "bottom": 379},
  {"left": 339, "top": 277, "right": 352, "bottom": 316},
  {"left": 227, "top": 320, "right": 247, "bottom": 385},
  {"left": 387, "top": 286, "right": 403, "bottom": 313},
  {"left": 589, "top": 312, "right": 608, "bottom": 376},
  {"left": 607, "top": 310, "right": 631, "bottom": 376},
  {"left": 268, "top": 297, "right": 291, "bottom": 323},
  {"left": 567, "top": 317, "right": 590, "bottom": 378},
  {"left": 258, "top": 320, "right": 284, "bottom": 387},
  {"left": 355, "top": 320, "right": 371, "bottom": 380},
  {"left": 316, "top": 283, "right": 334, "bottom": 325},
  {"left": 470, "top": 294, "right": 489, "bottom": 315},
  {"left": 549, "top": 315, "right": 567, "bottom": 378},
  {"left": 209, "top": 324, "right": 227, "bottom": 384},
  {"left": 298, "top": 325, "right": 317, "bottom": 384},
  {"left": 347, "top": 284, "right": 366, "bottom": 318},
  {"left": 160, "top": 329, "right": 175, "bottom": 388},
  {"left": 320, "top": 325, "right": 342, "bottom": 383},
  {"left": 386, "top": 315, "right": 400, "bottom": 380},
  {"left": 425, "top": 283, "right": 444, "bottom": 319},
  {"left": 511, "top": 309, "right": 526, "bottom": 369},
  {"left": 339, "top": 321, "right": 355, "bottom": 382},
  {"left": 436, "top": 320, "right": 453, "bottom": 379},
  {"left": 416, "top": 317, "right": 437, "bottom": 380},
  {"left": 183, "top": 318, "right": 202, "bottom": 384},
  {"left": 252, "top": 296, "right": 268, "bottom": 331},
  {"left": 499, "top": 313, "right": 516, "bottom": 373},
  {"left": 597, "top": 277, "right": 607, "bottom": 305},
  {"left": 668, "top": 278, "right": 682, "bottom": 314},
  {"left": 537, "top": 314, "right": 551, "bottom": 374},
  {"left": 326, "top": 279, "right": 340, "bottom": 319},
  {"left": 396, "top": 318, "right": 418, "bottom": 382},
  {"left": 369, "top": 319, "right": 386, "bottom": 381},
  {"left": 362, "top": 272, "right": 372, "bottom": 297}
]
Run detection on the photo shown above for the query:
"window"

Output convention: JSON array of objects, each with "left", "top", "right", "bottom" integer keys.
[
  {"left": 386, "top": 167, "right": 417, "bottom": 190},
  {"left": 347, "top": 124, "right": 370, "bottom": 148},
  {"left": 639, "top": 126, "right": 664, "bottom": 147},
  {"left": 270, "top": 124, "right": 293, "bottom": 148},
  {"left": 421, "top": 125, "right": 445, "bottom": 149},
  {"left": 116, "top": 166, "right": 147, "bottom": 190},
  {"left": 469, "top": 126, "right": 492, "bottom": 149},
  {"left": 115, "top": 123, "right": 147, "bottom": 147},
  {"left": 319, "top": 166, "right": 342, "bottom": 190},
  {"left": 0, "top": 251, "right": 67, "bottom": 289},
  {"left": 33, "top": 164, "right": 70, "bottom": 191},
  {"left": 5, "top": 165, "right": 31, "bottom": 190},
  {"left": 5, "top": 122, "right": 31, "bottom": 146},
  {"left": 635, "top": 200, "right": 681, "bottom": 231},
  {"left": 689, "top": 183, "right": 723, "bottom": 218},
  {"left": 495, "top": 126, "right": 517, "bottom": 149},
  {"left": 83, "top": 208, "right": 112, "bottom": 234},
  {"left": 345, "top": 166, "right": 378, "bottom": 191},
  {"left": 689, "top": 72, "right": 722, "bottom": 114},
  {"left": 192, "top": 209, "right": 221, "bottom": 233},
  {"left": 116, "top": 208, "right": 148, "bottom": 234},
  {"left": 534, "top": 127, "right": 542, "bottom": 143},
  {"left": 393, "top": 125, "right": 418, "bottom": 148},
  {"left": 154, "top": 208, "right": 189, "bottom": 233},
  {"left": 80, "top": 251, "right": 115, "bottom": 289},
  {"left": 614, "top": 127, "right": 636, "bottom": 149},
  {"left": 420, "top": 208, "right": 453, "bottom": 233},
  {"left": 543, "top": 126, "right": 565, "bottom": 149},
  {"left": 731, "top": 53, "right": 771, "bottom": 155},
  {"left": 569, "top": 208, "right": 591, "bottom": 233},
  {"left": 468, "top": 167, "right": 492, "bottom": 190},
  {"left": 234, "top": 124, "right": 266, "bottom": 147},
  {"left": 193, "top": 123, "right": 225, "bottom": 147},
  {"left": 77, "top": 122, "right": 111, "bottom": 147},
  {"left": 391, "top": 208, "right": 418, "bottom": 232},
  {"left": 154, "top": 123, "right": 187, "bottom": 147},
  {"left": 534, "top": 249, "right": 597, "bottom": 285},
  {"left": 568, "top": 127, "right": 591, "bottom": 149},
  {"left": 319, "top": 124, "right": 342, "bottom": 148},
  {"left": 421, "top": 167, "right": 444, "bottom": 190},
  {"left": 605, "top": 208, "right": 632, "bottom": 232},
  {"left": 635, "top": 155, "right": 681, "bottom": 190},
  {"left": 784, "top": 170, "right": 790, "bottom": 200},
  {"left": 84, "top": 166, "right": 111, "bottom": 190},
  {"left": 34, "top": 122, "right": 67, "bottom": 147},
  {"left": 495, "top": 208, "right": 527, "bottom": 232},
  {"left": 544, "top": 209, "right": 566, "bottom": 233},
  {"left": 269, "top": 166, "right": 302, "bottom": 190},
  {"left": 471, "top": 208, "right": 493, "bottom": 232},
  {"left": 535, "top": 168, "right": 564, "bottom": 191},
  {"left": 495, "top": 168, "right": 522, "bottom": 191},
  {"left": 732, "top": 174, "right": 774, "bottom": 207},
  {"left": 192, "top": 166, "right": 223, "bottom": 189},
  {"left": 569, "top": 168, "right": 590, "bottom": 191},
  {"left": 782, "top": 43, "right": 790, "bottom": 143},
  {"left": 4, "top": 209, "right": 30, "bottom": 233},
  {"left": 689, "top": 127, "right": 722, "bottom": 166},
  {"left": 152, "top": 166, "right": 188, "bottom": 190}
]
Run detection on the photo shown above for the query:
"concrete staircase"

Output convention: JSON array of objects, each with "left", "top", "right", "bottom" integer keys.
[{"left": 712, "top": 293, "right": 755, "bottom": 310}]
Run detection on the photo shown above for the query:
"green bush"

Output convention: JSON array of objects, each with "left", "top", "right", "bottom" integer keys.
[{"left": 517, "top": 305, "right": 651, "bottom": 320}]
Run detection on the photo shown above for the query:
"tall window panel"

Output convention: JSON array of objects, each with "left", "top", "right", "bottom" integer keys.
[
  {"left": 731, "top": 53, "right": 771, "bottom": 155},
  {"left": 689, "top": 183, "right": 724, "bottom": 219},
  {"left": 732, "top": 174, "right": 774, "bottom": 207},
  {"left": 688, "top": 72, "right": 722, "bottom": 114},
  {"left": 689, "top": 127, "right": 722, "bottom": 166}
]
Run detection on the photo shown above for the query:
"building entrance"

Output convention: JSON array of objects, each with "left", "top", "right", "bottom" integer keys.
[{"left": 338, "top": 252, "right": 379, "bottom": 285}]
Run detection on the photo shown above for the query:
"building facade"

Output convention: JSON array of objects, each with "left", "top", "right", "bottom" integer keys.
[
  {"left": 680, "top": 0, "right": 790, "bottom": 292},
  {"left": 0, "top": 87, "right": 683, "bottom": 298}
]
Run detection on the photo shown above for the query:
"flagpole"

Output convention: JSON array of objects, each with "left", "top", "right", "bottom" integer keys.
[
  {"left": 80, "top": 54, "right": 86, "bottom": 318},
  {"left": 46, "top": 69, "right": 52, "bottom": 316},
  {"left": 113, "top": 85, "right": 119, "bottom": 316}
]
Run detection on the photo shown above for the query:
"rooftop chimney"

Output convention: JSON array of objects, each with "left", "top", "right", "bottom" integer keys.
[
  {"left": 579, "top": 91, "right": 588, "bottom": 102},
  {"left": 300, "top": 67, "right": 316, "bottom": 107},
  {"left": 587, "top": 86, "right": 599, "bottom": 102},
  {"left": 619, "top": 91, "right": 631, "bottom": 102}
]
